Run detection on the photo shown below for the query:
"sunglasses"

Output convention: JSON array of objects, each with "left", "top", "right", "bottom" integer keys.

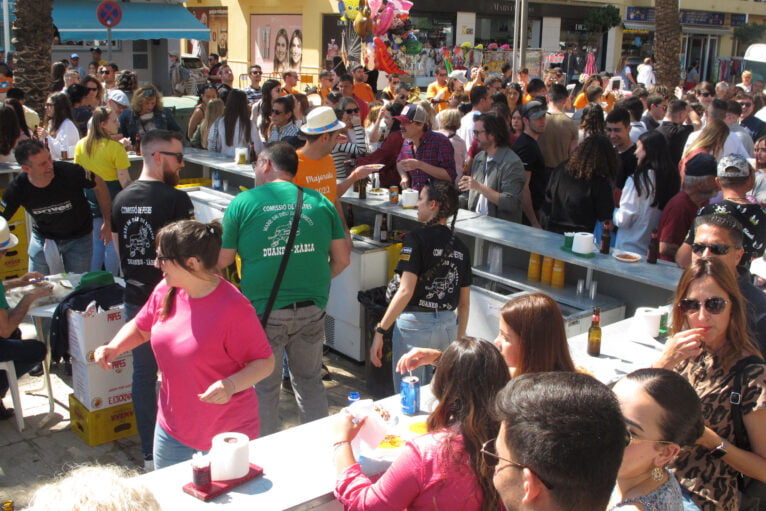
[
  {"left": 345, "top": 108, "right": 360, "bottom": 114},
  {"left": 271, "top": 110, "right": 286, "bottom": 115},
  {"left": 141, "top": 88, "right": 157, "bottom": 97},
  {"left": 740, "top": 102, "right": 753, "bottom": 108},
  {"left": 153, "top": 151, "right": 184, "bottom": 164},
  {"left": 627, "top": 430, "right": 674, "bottom": 446},
  {"left": 87, "top": 87, "right": 99, "bottom": 92},
  {"left": 691, "top": 242, "right": 734, "bottom": 256},
  {"left": 99, "top": 70, "right": 110, "bottom": 74},
  {"left": 698, "top": 92, "right": 711, "bottom": 97},
  {"left": 397, "top": 95, "right": 408, "bottom": 100},
  {"left": 251, "top": 70, "right": 262, "bottom": 75},
  {"left": 438, "top": 73, "right": 447, "bottom": 77},
  {"left": 480, "top": 439, "right": 554, "bottom": 489},
  {"left": 678, "top": 296, "right": 728, "bottom": 315}
]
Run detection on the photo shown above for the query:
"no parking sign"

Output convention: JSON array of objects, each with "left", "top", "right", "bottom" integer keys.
[{"left": 97, "top": 0, "right": 122, "bottom": 27}]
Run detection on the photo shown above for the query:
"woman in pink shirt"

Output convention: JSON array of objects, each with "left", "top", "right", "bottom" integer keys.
[
  {"left": 333, "top": 337, "right": 509, "bottom": 510},
  {"left": 94, "top": 220, "right": 274, "bottom": 469}
]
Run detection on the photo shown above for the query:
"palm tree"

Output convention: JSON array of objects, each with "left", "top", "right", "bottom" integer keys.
[
  {"left": 12, "top": 0, "right": 54, "bottom": 119},
  {"left": 654, "top": 0, "right": 681, "bottom": 90}
]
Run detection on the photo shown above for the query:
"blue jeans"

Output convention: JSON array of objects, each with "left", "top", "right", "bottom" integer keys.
[
  {"left": 126, "top": 301, "right": 157, "bottom": 460},
  {"left": 0, "top": 336, "right": 46, "bottom": 398},
  {"left": 28, "top": 231, "right": 92, "bottom": 275},
  {"left": 90, "top": 217, "right": 120, "bottom": 275},
  {"left": 392, "top": 310, "right": 457, "bottom": 390},
  {"left": 154, "top": 422, "right": 206, "bottom": 470},
  {"left": 255, "top": 305, "right": 328, "bottom": 436}
]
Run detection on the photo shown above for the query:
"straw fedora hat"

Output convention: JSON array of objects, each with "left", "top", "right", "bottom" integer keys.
[
  {"left": 0, "top": 217, "right": 18, "bottom": 251},
  {"left": 299, "top": 106, "right": 346, "bottom": 135}
]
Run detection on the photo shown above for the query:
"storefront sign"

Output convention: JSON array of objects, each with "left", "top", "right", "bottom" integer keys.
[
  {"left": 730, "top": 14, "right": 748, "bottom": 27},
  {"left": 680, "top": 10, "right": 725, "bottom": 26}
]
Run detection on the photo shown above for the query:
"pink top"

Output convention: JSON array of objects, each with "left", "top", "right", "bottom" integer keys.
[
  {"left": 135, "top": 277, "right": 272, "bottom": 450},
  {"left": 335, "top": 430, "right": 484, "bottom": 510}
]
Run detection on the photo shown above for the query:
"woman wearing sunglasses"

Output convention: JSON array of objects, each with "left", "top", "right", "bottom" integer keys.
[
  {"left": 330, "top": 97, "right": 368, "bottom": 179},
  {"left": 655, "top": 257, "right": 766, "bottom": 510},
  {"left": 334, "top": 336, "right": 509, "bottom": 510},
  {"left": 94, "top": 220, "right": 274, "bottom": 469},
  {"left": 119, "top": 85, "right": 182, "bottom": 149},
  {"left": 608, "top": 368, "right": 704, "bottom": 510}
]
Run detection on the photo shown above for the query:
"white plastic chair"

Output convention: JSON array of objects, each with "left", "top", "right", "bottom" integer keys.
[{"left": 0, "top": 361, "right": 24, "bottom": 431}]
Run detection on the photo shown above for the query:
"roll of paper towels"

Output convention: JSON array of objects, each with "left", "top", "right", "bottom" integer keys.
[
  {"left": 572, "top": 232, "right": 595, "bottom": 254},
  {"left": 633, "top": 307, "right": 662, "bottom": 338},
  {"left": 401, "top": 189, "right": 418, "bottom": 208},
  {"left": 209, "top": 432, "right": 250, "bottom": 481}
]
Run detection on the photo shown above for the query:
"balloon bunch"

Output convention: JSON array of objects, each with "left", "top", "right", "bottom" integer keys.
[{"left": 338, "top": 0, "right": 414, "bottom": 74}]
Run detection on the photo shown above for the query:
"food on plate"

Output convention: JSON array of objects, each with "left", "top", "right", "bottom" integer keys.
[
  {"left": 615, "top": 253, "right": 640, "bottom": 262},
  {"left": 373, "top": 404, "right": 391, "bottom": 422},
  {"left": 379, "top": 434, "right": 404, "bottom": 449},
  {"left": 408, "top": 421, "right": 427, "bottom": 435}
]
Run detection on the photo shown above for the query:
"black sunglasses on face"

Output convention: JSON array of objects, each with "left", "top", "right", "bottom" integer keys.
[
  {"left": 251, "top": 70, "right": 262, "bottom": 75},
  {"left": 153, "top": 151, "right": 184, "bottom": 164},
  {"left": 678, "top": 297, "right": 728, "bottom": 315},
  {"left": 698, "top": 92, "right": 711, "bottom": 97},
  {"left": 345, "top": 108, "right": 360, "bottom": 114},
  {"left": 740, "top": 102, "right": 752, "bottom": 108},
  {"left": 691, "top": 242, "right": 734, "bottom": 256},
  {"left": 99, "top": 70, "right": 110, "bottom": 74},
  {"left": 87, "top": 87, "right": 99, "bottom": 92}
]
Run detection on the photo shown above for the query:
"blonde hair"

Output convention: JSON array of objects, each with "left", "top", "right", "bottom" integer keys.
[
  {"left": 683, "top": 119, "right": 728, "bottom": 160},
  {"left": 365, "top": 103, "right": 383, "bottom": 127},
  {"left": 131, "top": 85, "right": 163, "bottom": 114},
  {"left": 200, "top": 98, "right": 224, "bottom": 150},
  {"left": 85, "top": 106, "right": 113, "bottom": 156},
  {"left": 27, "top": 465, "right": 160, "bottom": 511},
  {"left": 437, "top": 108, "right": 462, "bottom": 132}
]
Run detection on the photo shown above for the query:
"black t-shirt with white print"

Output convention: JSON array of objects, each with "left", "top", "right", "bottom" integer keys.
[{"left": 395, "top": 224, "right": 472, "bottom": 311}]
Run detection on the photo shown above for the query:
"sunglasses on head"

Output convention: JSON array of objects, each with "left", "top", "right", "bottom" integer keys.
[
  {"left": 153, "top": 151, "right": 184, "bottom": 164},
  {"left": 678, "top": 297, "right": 728, "bottom": 315},
  {"left": 345, "top": 108, "right": 360, "bottom": 114},
  {"left": 141, "top": 88, "right": 157, "bottom": 97},
  {"left": 691, "top": 242, "right": 734, "bottom": 255}
]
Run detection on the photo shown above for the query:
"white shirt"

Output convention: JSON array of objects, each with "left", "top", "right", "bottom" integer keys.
[
  {"left": 613, "top": 169, "right": 661, "bottom": 254},
  {"left": 456, "top": 110, "right": 481, "bottom": 148},
  {"left": 208, "top": 118, "right": 264, "bottom": 158},
  {"left": 47, "top": 118, "right": 81, "bottom": 160},
  {"left": 683, "top": 129, "right": 749, "bottom": 160},
  {"left": 636, "top": 64, "right": 655, "bottom": 87}
]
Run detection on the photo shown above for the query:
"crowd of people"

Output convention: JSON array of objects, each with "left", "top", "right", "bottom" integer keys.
[{"left": 0, "top": 49, "right": 766, "bottom": 511}]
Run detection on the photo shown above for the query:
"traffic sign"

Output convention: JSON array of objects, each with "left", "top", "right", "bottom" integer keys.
[{"left": 97, "top": 1, "right": 122, "bottom": 28}]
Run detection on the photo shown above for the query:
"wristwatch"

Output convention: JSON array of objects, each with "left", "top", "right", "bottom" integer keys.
[
  {"left": 375, "top": 323, "right": 391, "bottom": 335},
  {"left": 711, "top": 439, "right": 729, "bottom": 459}
]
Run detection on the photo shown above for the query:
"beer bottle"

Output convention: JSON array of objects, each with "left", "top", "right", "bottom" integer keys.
[
  {"left": 587, "top": 306, "right": 601, "bottom": 357},
  {"left": 249, "top": 141, "right": 257, "bottom": 163},
  {"left": 647, "top": 229, "right": 659, "bottom": 264},
  {"left": 346, "top": 205, "right": 354, "bottom": 228},
  {"left": 359, "top": 176, "right": 367, "bottom": 199},
  {"left": 135, "top": 135, "right": 142, "bottom": 156},
  {"left": 600, "top": 224, "right": 611, "bottom": 255}
]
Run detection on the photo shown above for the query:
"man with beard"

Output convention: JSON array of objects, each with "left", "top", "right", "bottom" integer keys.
[
  {"left": 110, "top": 129, "right": 194, "bottom": 471},
  {"left": 511, "top": 101, "right": 547, "bottom": 228}
]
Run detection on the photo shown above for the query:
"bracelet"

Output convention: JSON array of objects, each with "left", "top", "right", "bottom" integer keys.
[{"left": 333, "top": 440, "right": 351, "bottom": 450}]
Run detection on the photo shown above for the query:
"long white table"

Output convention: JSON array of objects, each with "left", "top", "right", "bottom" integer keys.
[{"left": 139, "top": 388, "right": 436, "bottom": 510}]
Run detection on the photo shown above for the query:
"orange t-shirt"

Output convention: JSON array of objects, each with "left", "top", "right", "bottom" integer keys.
[
  {"left": 353, "top": 82, "right": 375, "bottom": 104},
  {"left": 426, "top": 82, "right": 450, "bottom": 113},
  {"left": 295, "top": 152, "right": 337, "bottom": 203}
]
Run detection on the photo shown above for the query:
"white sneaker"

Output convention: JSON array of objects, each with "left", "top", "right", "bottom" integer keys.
[{"left": 144, "top": 459, "right": 155, "bottom": 472}]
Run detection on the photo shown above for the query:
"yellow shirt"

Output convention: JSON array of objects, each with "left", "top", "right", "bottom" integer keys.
[
  {"left": 74, "top": 137, "right": 129, "bottom": 182},
  {"left": 426, "top": 82, "right": 450, "bottom": 113},
  {"left": 295, "top": 152, "right": 337, "bottom": 203}
]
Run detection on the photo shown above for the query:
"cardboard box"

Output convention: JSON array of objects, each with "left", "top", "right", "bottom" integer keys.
[
  {"left": 68, "top": 305, "right": 125, "bottom": 363},
  {"left": 69, "top": 393, "right": 137, "bottom": 446},
  {"left": 72, "top": 354, "right": 133, "bottom": 411}
]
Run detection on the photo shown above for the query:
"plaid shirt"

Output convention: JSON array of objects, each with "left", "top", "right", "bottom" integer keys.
[{"left": 397, "top": 130, "right": 456, "bottom": 190}]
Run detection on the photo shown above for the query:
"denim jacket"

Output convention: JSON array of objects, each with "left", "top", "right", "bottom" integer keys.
[{"left": 119, "top": 108, "right": 183, "bottom": 144}]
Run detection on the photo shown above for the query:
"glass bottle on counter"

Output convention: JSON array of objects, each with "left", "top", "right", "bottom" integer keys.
[
  {"left": 346, "top": 205, "right": 354, "bottom": 228},
  {"left": 135, "top": 134, "right": 141, "bottom": 156},
  {"left": 359, "top": 177, "right": 367, "bottom": 199},
  {"left": 647, "top": 229, "right": 659, "bottom": 264},
  {"left": 600, "top": 224, "right": 611, "bottom": 255},
  {"left": 587, "top": 306, "right": 601, "bottom": 357},
  {"left": 380, "top": 215, "right": 388, "bottom": 242}
]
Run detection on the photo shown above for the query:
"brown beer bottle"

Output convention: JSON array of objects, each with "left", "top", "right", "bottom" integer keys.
[
  {"left": 587, "top": 306, "right": 601, "bottom": 357},
  {"left": 647, "top": 229, "right": 659, "bottom": 264},
  {"left": 135, "top": 135, "right": 142, "bottom": 156}
]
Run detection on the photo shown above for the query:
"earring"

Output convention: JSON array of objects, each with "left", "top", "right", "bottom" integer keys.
[{"left": 651, "top": 467, "right": 664, "bottom": 481}]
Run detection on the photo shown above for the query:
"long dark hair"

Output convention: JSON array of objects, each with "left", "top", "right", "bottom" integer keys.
[
  {"left": 566, "top": 135, "right": 617, "bottom": 181},
  {"left": 259, "top": 79, "right": 281, "bottom": 138},
  {"left": 5, "top": 99, "right": 31, "bottom": 137},
  {"left": 428, "top": 337, "right": 509, "bottom": 511},
  {"left": 424, "top": 179, "right": 459, "bottom": 231},
  {"left": 0, "top": 106, "right": 20, "bottom": 156},
  {"left": 223, "top": 89, "right": 251, "bottom": 148},
  {"left": 157, "top": 220, "right": 222, "bottom": 319},
  {"left": 501, "top": 293, "right": 576, "bottom": 374},
  {"left": 635, "top": 130, "right": 679, "bottom": 209},
  {"left": 46, "top": 92, "right": 75, "bottom": 136}
]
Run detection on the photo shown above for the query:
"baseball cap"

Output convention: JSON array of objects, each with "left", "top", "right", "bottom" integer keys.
[
  {"left": 107, "top": 89, "right": 130, "bottom": 107},
  {"left": 394, "top": 103, "right": 427, "bottom": 124},
  {"left": 90, "top": 47, "right": 102, "bottom": 53},
  {"left": 70, "top": 53, "right": 79, "bottom": 59},
  {"left": 521, "top": 100, "right": 547, "bottom": 120},
  {"left": 684, "top": 153, "right": 718, "bottom": 177},
  {"left": 448, "top": 70, "right": 467, "bottom": 83},
  {"left": 717, "top": 154, "right": 751, "bottom": 178}
]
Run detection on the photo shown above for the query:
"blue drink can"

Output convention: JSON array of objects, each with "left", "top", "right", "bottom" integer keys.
[{"left": 400, "top": 376, "right": 420, "bottom": 415}]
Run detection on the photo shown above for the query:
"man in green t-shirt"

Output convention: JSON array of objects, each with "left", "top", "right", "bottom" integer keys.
[
  {"left": 218, "top": 142, "right": 349, "bottom": 435},
  {"left": 0, "top": 217, "right": 54, "bottom": 419}
]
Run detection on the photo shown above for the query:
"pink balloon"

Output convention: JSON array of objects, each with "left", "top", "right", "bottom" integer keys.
[
  {"left": 368, "top": 0, "right": 382, "bottom": 15},
  {"left": 374, "top": 3, "right": 395, "bottom": 36}
]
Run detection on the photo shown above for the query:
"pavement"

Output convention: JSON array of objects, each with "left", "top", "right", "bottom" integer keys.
[{"left": 0, "top": 321, "right": 372, "bottom": 509}]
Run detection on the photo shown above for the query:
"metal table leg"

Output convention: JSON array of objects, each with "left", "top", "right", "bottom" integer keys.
[{"left": 25, "top": 315, "right": 55, "bottom": 425}]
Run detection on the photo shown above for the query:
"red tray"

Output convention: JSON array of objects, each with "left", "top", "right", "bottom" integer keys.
[{"left": 182, "top": 463, "right": 264, "bottom": 501}]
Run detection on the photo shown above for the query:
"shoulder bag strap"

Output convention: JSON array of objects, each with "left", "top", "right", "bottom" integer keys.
[
  {"left": 259, "top": 186, "right": 304, "bottom": 325},
  {"left": 731, "top": 355, "right": 763, "bottom": 450}
]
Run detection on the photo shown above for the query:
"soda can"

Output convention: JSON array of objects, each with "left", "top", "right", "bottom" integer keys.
[
  {"left": 389, "top": 186, "right": 399, "bottom": 204},
  {"left": 400, "top": 376, "right": 420, "bottom": 415}
]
